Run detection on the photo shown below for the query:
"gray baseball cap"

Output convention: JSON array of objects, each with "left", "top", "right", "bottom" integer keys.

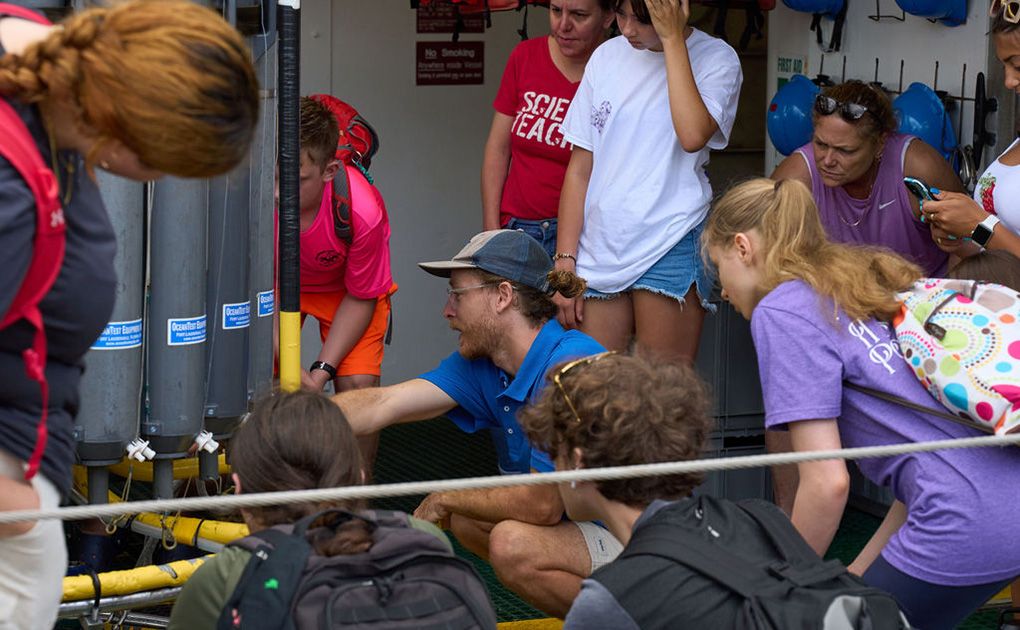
[{"left": 418, "top": 230, "right": 552, "bottom": 293}]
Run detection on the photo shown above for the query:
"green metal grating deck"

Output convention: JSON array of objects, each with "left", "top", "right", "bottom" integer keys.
[{"left": 371, "top": 417, "right": 546, "bottom": 622}]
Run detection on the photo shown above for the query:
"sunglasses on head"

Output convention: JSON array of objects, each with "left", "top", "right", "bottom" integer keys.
[
  {"left": 991, "top": 0, "right": 1020, "bottom": 23},
  {"left": 552, "top": 351, "right": 617, "bottom": 423},
  {"left": 814, "top": 94, "right": 872, "bottom": 123}
]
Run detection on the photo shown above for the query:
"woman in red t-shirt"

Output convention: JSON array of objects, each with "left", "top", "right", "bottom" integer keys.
[{"left": 481, "top": 0, "right": 614, "bottom": 257}]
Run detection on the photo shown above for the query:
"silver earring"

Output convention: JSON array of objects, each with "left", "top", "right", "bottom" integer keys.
[{"left": 570, "top": 465, "right": 579, "bottom": 489}]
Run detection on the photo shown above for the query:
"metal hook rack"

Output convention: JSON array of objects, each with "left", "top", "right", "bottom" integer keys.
[{"left": 867, "top": 0, "right": 906, "bottom": 20}]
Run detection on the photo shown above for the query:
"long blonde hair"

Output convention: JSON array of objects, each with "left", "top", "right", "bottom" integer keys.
[
  {"left": 0, "top": 1, "right": 258, "bottom": 177},
  {"left": 703, "top": 178, "right": 922, "bottom": 322}
]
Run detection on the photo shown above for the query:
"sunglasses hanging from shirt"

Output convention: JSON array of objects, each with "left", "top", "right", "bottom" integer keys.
[{"left": 780, "top": 0, "right": 848, "bottom": 52}]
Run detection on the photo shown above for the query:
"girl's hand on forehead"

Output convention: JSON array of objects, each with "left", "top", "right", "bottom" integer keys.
[{"left": 646, "top": 0, "right": 689, "bottom": 41}]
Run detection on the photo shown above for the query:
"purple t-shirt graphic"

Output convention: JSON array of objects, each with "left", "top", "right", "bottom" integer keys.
[{"left": 752, "top": 280, "right": 1020, "bottom": 586}]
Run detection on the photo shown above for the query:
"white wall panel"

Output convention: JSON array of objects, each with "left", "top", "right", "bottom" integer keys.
[
  {"left": 300, "top": 3, "right": 551, "bottom": 384},
  {"left": 766, "top": 0, "right": 1013, "bottom": 173}
]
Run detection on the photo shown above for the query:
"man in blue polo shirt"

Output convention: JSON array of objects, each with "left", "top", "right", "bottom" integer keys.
[{"left": 333, "top": 229, "right": 621, "bottom": 618}]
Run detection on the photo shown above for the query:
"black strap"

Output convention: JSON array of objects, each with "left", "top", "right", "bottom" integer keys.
[
  {"left": 452, "top": 4, "right": 464, "bottom": 41},
  {"left": 739, "top": 3, "right": 764, "bottom": 51},
  {"left": 734, "top": 501, "right": 826, "bottom": 568},
  {"left": 734, "top": 503, "right": 850, "bottom": 588},
  {"left": 332, "top": 165, "right": 353, "bottom": 246},
  {"left": 844, "top": 382, "right": 992, "bottom": 433},
  {"left": 86, "top": 567, "right": 102, "bottom": 613},
  {"left": 811, "top": 0, "right": 847, "bottom": 53},
  {"left": 517, "top": 0, "right": 529, "bottom": 40},
  {"left": 216, "top": 528, "right": 312, "bottom": 630},
  {"left": 622, "top": 524, "right": 763, "bottom": 599},
  {"left": 713, "top": 0, "right": 730, "bottom": 41},
  {"left": 331, "top": 588, "right": 465, "bottom": 623}
]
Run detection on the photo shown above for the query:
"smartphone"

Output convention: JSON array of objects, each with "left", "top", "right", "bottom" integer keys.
[{"left": 904, "top": 176, "right": 936, "bottom": 201}]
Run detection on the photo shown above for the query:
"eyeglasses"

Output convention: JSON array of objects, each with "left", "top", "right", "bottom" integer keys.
[
  {"left": 552, "top": 351, "right": 617, "bottom": 423},
  {"left": 991, "top": 0, "right": 1020, "bottom": 23},
  {"left": 814, "top": 94, "right": 873, "bottom": 123},
  {"left": 446, "top": 283, "right": 498, "bottom": 300}
]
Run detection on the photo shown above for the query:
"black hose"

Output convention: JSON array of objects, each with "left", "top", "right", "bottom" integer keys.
[{"left": 277, "top": 1, "right": 301, "bottom": 316}]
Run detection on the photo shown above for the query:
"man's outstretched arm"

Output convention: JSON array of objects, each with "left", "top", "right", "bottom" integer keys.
[{"left": 332, "top": 378, "right": 458, "bottom": 435}]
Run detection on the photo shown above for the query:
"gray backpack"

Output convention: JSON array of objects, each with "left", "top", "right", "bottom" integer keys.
[{"left": 217, "top": 508, "right": 498, "bottom": 629}]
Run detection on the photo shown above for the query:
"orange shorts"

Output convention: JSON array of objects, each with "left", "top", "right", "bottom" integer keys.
[{"left": 300, "top": 289, "right": 393, "bottom": 377}]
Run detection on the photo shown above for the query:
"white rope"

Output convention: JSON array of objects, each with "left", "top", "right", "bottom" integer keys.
[{"left": 3, "top": 432, "right": 1019, "bottom": 524}]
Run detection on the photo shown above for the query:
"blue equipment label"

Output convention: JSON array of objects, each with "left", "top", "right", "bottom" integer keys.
[
  {"left": 222, "top": 301, "right": 251, "bottom": 330},
  {"left": 257, "top": 290, "right": 274, "bottom": 317},
  {"left": 91, "top": 318, "right": 143, "bottom": 350},
  {"left": 167, "top": 315, "right": 206, "bottom": 346}
]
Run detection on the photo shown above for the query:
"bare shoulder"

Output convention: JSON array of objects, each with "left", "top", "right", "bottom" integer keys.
[
  {"left": 903, "top": 137, "right": 964, "bottom": 193},
  {"left": 770, "top": 151, "right": 812, "bottom": 190}
]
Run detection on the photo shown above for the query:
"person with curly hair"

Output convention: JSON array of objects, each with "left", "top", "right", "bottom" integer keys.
[
  {"left": 518, "top": 352, "right": 724, "bottom": 628},
  {"left": 333, "top": 229, "right": 613, "bottom": 618},
  {"left": 0, "top": 3, "right": 258, "bottom": 628}
]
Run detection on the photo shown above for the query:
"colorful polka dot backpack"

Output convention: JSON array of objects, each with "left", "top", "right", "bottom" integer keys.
[{"left": 891, "top": 278, "right": 1020, "bottom": 435}]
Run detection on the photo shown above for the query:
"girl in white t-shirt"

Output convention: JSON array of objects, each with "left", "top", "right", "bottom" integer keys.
[{"left": 553, "top": 0, "right": 741, "bottom": 363}]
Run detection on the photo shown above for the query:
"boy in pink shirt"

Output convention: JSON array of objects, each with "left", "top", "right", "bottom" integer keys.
[{"left": 276, "top": 97, "right": 396, "bottom": 398}]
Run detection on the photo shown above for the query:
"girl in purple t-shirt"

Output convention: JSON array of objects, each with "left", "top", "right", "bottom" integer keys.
[{"left": 703, "top": 177, "right": 1020, "bottom": 630}]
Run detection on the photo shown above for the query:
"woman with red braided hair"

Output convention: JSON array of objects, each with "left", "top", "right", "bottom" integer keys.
[{"left": 0, "top": 3, "right": 257, "bottom": 627}]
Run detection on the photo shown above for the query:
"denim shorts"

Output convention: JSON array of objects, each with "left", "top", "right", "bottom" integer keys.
[
  {"left": 585, "top": 218, "right": 713, "bottom": 310},
  {"left": 505, "top": 217, "right": 557, "bottom": 260}
]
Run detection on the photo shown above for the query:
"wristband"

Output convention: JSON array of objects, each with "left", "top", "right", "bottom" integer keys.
[
  {"left": 553, "top": 253, "right": 576, "bottom": 262},
  {"left": 970, "top": 214, "right": 1001, "bottom": 249},
  {"left": 309, "top": 360, "right": 338, "bottom": 379}
]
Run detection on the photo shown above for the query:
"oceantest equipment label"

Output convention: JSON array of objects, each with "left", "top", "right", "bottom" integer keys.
[
  {"left": 92, "top": 318, "right": 143, "bottom": 350},
  {"left": 257, "top": 290, "right": 274, "bottom": 317},
  {"left": 167, "top": 315, "right": 206, "bottom": 346},
  {"left": 223, "top": 301, "right": 251, "bottom": 330}
]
